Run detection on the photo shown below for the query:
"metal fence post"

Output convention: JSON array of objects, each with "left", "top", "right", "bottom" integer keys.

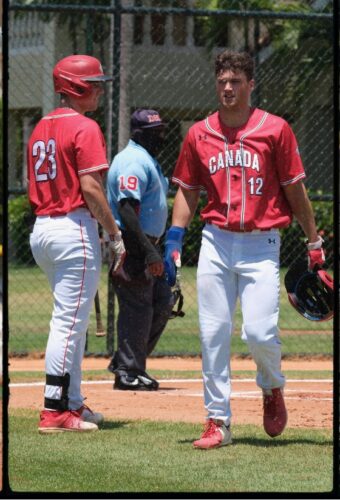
[
  {"left": 106, "top": 274, "right": 115, "bottom": 357},
  {"left": 106, "top": 0, "right": 122, "bottom": 355}
]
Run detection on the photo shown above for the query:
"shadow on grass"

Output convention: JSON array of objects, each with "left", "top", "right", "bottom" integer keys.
[
  {"left": 234, "top": 436, "right": 332, "bottom": 446},
  {"left": 99, "top": 420, "right": 130, "bottom": 430},
  {"left": 178, "top": 436, "right": 332, "bottom": 447}
]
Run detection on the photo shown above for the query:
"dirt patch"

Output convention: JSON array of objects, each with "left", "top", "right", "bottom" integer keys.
[{"left": 8, "top": 357, "right": 332, "bottom": 431}]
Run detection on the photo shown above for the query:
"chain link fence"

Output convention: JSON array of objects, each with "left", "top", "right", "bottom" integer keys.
[{"left": 8, "top": 1, "right": 334, "bottom": 358}]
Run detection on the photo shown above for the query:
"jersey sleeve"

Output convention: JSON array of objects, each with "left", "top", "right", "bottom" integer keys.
[
  {"left": 172, "top": 127, "right": 204, "bottom": 190},
  {"left": 75, "top": 120, "right": 109, "bottom": 175},
  {"left": 275, "top": 121, "right": 306, "bottom": 186},
  {"left": 115, "top": 161, "right": 148, "bottom": 203}
]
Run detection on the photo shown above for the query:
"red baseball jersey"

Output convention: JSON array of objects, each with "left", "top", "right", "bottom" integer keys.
[
  {"left": 27, "top": 108, "right": 109, "bottom": 216},
  {"left": 172, "top": 108, "right": 306, "bottom": 231}
]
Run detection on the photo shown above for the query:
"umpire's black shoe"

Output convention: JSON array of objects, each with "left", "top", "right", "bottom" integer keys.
[
  {"left": 114, "top": 373, "right": 158, "bottom": 391},
  {"left": 137, "top": 372, "right": 159, "bottom": 390}
]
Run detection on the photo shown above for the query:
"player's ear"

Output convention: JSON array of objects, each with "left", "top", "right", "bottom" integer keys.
[{"left": 249, "top": 79, "right": 255, "bottom": 93}]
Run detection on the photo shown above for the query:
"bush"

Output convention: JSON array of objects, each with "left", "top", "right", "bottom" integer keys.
[
  {"left": 8, "top": 195, "right": 35, "bottom": 265},
  {"left": 165, "top": 196, "right": 205, "bottom": 267},
  {"left": 11, "top": 191, "right": 332, "bottom": 269},
  {"left": 281, "top": 198, "right": 333, "bottom": 267}
]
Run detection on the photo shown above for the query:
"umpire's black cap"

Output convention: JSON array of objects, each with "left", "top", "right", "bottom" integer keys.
[{"left": 130, "top": 109, "right": 164, "bottom": 131}]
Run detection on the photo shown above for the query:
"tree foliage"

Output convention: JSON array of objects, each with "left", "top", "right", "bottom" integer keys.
[{"left": 192, "top": 0, "right": 332, "bottom": 50}]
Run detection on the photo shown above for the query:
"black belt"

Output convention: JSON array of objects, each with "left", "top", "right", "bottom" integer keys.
[{"left": 207, "top": 222, "right": 275, "bottom": 233}]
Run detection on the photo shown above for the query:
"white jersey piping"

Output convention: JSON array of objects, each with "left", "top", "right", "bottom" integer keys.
[
  {"left": 79, "top": 164, "right": 109, "bottom": 175},
  {"left": 172, "top": 177, "right": 204, "bottom": 191},
  {"left": 280, "top": 172, "right": 306, "bottom": 186},
  {"left": 42, "top": 113, "right": 79, "bottom": 120}
]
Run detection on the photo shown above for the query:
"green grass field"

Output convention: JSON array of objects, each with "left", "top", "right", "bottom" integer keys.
[
  {"left": 8, "top": 367, "right": 334, "bottom": 493},
  {"left": 8, "top": 410, "right": 333, "bottom": 494},
  {"left": 8, "top": 264, "right": 333, "bottom": 357}
]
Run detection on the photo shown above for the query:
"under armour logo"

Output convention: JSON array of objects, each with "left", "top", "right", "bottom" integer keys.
[
  {"left": 268, "top": 238, "right": 276, "bottom": 244},
  {"left": 198, "top": 134, "right": 207, "bottom": 141}
]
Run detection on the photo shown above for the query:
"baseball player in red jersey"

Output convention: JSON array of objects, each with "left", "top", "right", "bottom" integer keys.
[
  {"left": 27, "top": 55, "right": 126, "bottom": 433},
  {"left": 164, "top": 50, "right": 325, "bottom": 449}
]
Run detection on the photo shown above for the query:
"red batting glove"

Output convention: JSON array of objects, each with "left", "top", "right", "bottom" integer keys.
[{"left": 307, "top": 235, "right": 325, "bottom": 271}]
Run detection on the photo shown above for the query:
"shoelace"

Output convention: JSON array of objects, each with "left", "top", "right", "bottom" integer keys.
[
  {"left": 70, "top": 410, "right": 83, "bottom": 418},
  {"left": 79, "top": 404, "right": 94, "bottom": 415},
  {"left": 202, "top": 420, "right": 219, "bottom": 438}
]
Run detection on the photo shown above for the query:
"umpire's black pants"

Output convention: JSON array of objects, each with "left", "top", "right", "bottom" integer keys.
[{"left": 111, "top": 269, "right": 173, "bottom": 377}]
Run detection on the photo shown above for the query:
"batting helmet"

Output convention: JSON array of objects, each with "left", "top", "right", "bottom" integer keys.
[
  {"left": 284, "top": 260, "right": 333, "bottom": 322},
  {"left": 53, "top": 55, "right": 112, "bottom": 99}
]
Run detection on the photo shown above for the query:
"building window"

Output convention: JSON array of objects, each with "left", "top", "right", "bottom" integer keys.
[
  {"left": 151, "top": 13, "right": 166, "bottom": 45},
  {"left": 173, "top": 14, "right": 187, "bottom": 46},
  {"left": 134, "top": 13, "right": 144, "bottom": 44},
  {"left": 133, "top": 0, "right": 144, "bottom": 44}
]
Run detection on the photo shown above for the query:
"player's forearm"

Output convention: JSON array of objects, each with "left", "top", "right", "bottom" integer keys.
[
  {"left": 80, "top": 172, "right": 120, "bottom": 236},
  {"left": 118, "top": 199, "right": 161, "bottom": 263},
  {"left": 283, "top": 181, "right": 319, "bottom": 243},
  {"left": 172, "top": 187, "right": 200, "bottom": 228}
]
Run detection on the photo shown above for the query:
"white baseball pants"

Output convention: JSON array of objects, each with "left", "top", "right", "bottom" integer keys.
[
  {"left": 30, "top": 208, "right": 101, "bottom": 410},
  {"left": 197, "top": 224, "right": 285, "bottom": 425}
]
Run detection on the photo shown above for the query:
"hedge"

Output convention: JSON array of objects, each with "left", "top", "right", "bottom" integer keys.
[{"left": 9, "top": 193, "right": 333, "bottom": 269}]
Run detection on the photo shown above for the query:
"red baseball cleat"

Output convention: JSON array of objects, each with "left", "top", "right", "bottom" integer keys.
[
  {"left": 193, "top": 419, "right": 232, "bottom": 450},
  {"left": 263, "top": 388, "right": 288, "bottom": 437},
  {"left": 77, "top": 404, "right": 104, "bottom": 425},
  {"left": 38, "top": 409, "right": 98, "bottom": 434}
]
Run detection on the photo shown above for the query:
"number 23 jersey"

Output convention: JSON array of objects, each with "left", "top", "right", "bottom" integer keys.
[
  {"left": 27, "top": 108, "right": 109, "bottom": 216},
  {"left": 172, "top": 108, "right": 306, "bottom": 231}
]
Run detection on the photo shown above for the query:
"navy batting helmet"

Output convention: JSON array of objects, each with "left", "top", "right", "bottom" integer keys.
[
  {"left": 53, "top": 55, "right": 112, "bottom": 99},
  {"left": 284, "top": 261, "right": 333, "bottom": 322}
]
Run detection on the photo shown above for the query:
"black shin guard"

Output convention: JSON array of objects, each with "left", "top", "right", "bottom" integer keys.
[{"left": 44, "top": 373, "right": 70, "bottom": 411}]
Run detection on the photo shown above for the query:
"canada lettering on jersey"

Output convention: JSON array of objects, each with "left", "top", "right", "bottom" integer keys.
[{"left": 208, "top": 149, "right": 260, "bottom": 175}]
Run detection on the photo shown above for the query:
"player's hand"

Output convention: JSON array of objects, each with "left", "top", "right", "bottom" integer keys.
[
  {"left": 109, "top": 231, "right": 126, "bottom": 273},
  {"left": 164, "top": 226, "right": 186, "bottom": 286},
  {"left": 307, "top": 235, "right": 325, "bottom": 271}
]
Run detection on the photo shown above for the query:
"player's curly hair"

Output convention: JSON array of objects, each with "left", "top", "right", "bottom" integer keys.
[{"left": 215, "top": 50, "right": 254, "bottom": 81}]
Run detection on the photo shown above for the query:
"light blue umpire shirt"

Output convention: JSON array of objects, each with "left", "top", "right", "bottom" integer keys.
[{"left": 107, "top": 139, "right": 169, "bottom": 238}]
